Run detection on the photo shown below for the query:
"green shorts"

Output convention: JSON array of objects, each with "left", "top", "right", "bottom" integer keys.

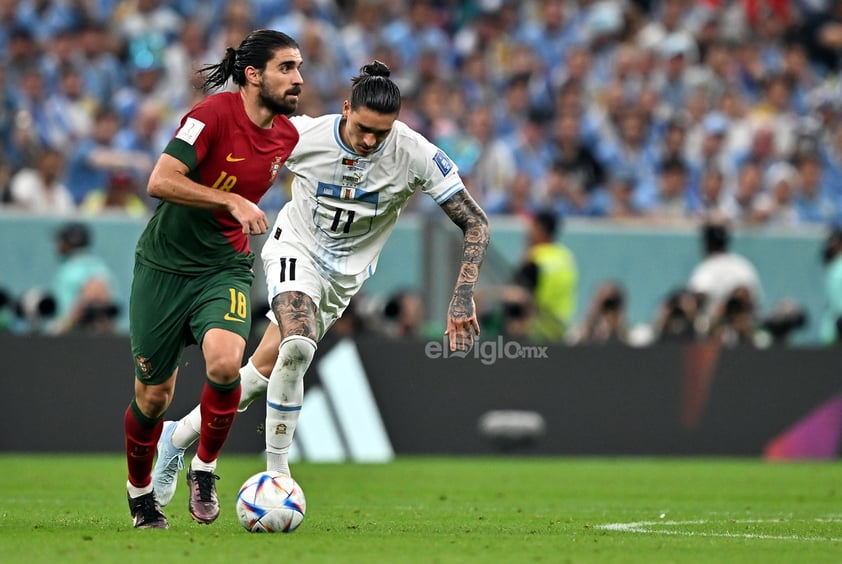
[{"left": 130, "top": 262, "right": 255, "bottom": 384}]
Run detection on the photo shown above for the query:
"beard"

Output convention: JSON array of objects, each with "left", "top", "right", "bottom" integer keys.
[{"left": 258, "top": 80, "right": 299, "bottom": 116}]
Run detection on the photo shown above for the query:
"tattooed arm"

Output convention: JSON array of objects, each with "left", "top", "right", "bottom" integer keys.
[{"left": 440, "top": 189, "right": 491, "bottom": 351}]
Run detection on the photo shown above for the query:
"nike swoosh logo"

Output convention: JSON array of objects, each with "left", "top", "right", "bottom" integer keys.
[
  {"left": 226, "top": 153, "right": 246, "bottom": 162},
  {"left": 224, "top": 313, "right": 246, "bottom": 323}
]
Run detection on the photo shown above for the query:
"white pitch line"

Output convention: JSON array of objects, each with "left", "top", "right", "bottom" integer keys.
[{"left": 596, "top": 519, "right": 842, "bottom": 542}]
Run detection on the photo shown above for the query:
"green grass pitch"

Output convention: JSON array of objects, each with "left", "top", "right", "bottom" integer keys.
[{"left": 1, "top": 455, "right": 840, "bottom": 563}]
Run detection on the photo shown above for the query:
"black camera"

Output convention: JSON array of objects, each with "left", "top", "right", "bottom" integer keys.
[
  {"left": 761, "top": 308, "right": 807, "bottom": 341},
  {"left": 601, "top": 293, "right": 623, "bottom": 311}
]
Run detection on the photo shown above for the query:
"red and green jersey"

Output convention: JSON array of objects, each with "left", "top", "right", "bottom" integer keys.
[{"left": 135, "top": 91, "right": 298, "bottom": 274}]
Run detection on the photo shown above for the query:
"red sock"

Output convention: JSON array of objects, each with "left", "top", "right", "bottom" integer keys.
[
  {"left": 196, "top": 379, "right": 241, "bottom": 464},
  {"left": 124, "top": 401, "right": 162, "bottom": 488}
]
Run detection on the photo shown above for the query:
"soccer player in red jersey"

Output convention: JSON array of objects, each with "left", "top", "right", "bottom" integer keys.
[{"left": 124, "top": 29, "right": 303, "bottom": 529}]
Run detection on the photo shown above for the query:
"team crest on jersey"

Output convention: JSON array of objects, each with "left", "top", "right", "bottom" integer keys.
[
  {"left": 342, "top": 157, "right": 368, "bottom": 170},
  {"left": 270, "top": 155, "right": 283, "bottom": 181},
  {"left": 135, "top": 355, "right": 152, "bottom": 378},
  {"left": 433, "top": 149, "right": 453, "bottom": 176}
]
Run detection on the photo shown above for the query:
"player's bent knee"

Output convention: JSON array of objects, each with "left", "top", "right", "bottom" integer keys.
[
  {"left": 206, "top": 355, "right": 244, "bottom": 385},
  {"left": 136, "top": 387, "right": 171, "bottom": 418},
  {"left": 277, "top": 335, "right": 317, "bottom": 380}
]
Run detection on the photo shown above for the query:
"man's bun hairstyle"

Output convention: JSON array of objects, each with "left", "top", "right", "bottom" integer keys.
[
  {"left": 350, "top": 60, "right": 401, "bottom": 115},
  {"left": 360, "top": 60, "right": 391, "bottom": 78}
]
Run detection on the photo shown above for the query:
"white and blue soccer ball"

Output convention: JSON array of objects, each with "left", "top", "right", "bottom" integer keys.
[{"left": 235, "top": 471, "right": 306, "bottom": 533}]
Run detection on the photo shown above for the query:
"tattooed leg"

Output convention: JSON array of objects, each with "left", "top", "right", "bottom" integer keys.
[
  {"left": 265, "top": 291, "right": 317, "bottom": 476},
  {"left": 271, "top": 291, "right": 318, "bottom": 342}
]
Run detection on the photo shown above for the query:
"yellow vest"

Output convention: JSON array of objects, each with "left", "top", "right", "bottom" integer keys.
[{"left": 529, "top": 242, "right": 578, "bottom": 341}]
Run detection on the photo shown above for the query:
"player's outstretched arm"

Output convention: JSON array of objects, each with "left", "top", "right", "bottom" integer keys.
[{"left": 440, "top": 189, "right": 490, "bottom": 351}]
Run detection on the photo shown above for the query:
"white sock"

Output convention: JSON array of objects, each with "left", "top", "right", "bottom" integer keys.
[
  {"left": 238, "top": 358, "right": 270, "bottom": 412},
  {"left": 190, "top": 453, "right": 216, "bottom": 473},
  {"left": 172, "top": 407, "right": 201, "bottom": 449},
  {"left": 265, "top": 335, "right": 316, "bottom": 476},
  {"left": 127, "top": 480, "right": 153, "bottom": 498},
  {"left": 171, "top": 358, "right": 269, "bottom": 450}
]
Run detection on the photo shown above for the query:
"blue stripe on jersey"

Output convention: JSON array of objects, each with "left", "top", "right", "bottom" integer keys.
[
  {"left": 332, "top": 116, "right": 350, "bottom": 151},
  {"left": 434, "top": 182, "right": 465, "bottom": 204},
  {"left": 267, "top": 401, "right": 302, "bottom": 412},
  {"left": 317, "top": 181, "right": 380, "bottom": 203}
]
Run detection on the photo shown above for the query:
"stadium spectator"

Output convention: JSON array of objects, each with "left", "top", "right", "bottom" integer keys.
[
  {"left": 654, "top": 116, "right": 689, "bottom": 168},
  {"left": 42, "top": 63, "right": 96, "bottom": 152},
  {"left": 75, "top": 21, "right": 127, "bottom": 108},
  {"left": 458, "top": 103, "right": 518, "bottom": 208},
  {"left": 49, "top": 221, "right": 119, "bottom": 335},
  {"left": 820, "top": 127, "right": 842, "bottom": 215},
  {"left": 687, "top": 219, "right": 763, "bottom": 333},
  {"left": 572, "top": 280, "right": 630, "bottom": 345},
  {"left": 512, "top": 210, "right": 578, "bottom": 342},
  {"left": 3, "top": 26, "right": 40, "bottom": 87},
  {"left": 8, "top": 147, "right": 75, "bottom": 214},
  {"left": 753, "top": 161, "right": 799, "bottom": 227},
  {"left": 486, "top": 172, "right": 537, "bottom": 218},
  {"left": 597, "top": 105, "right": 660, "bottom": 213},
  {"left": 541, "top": 164, "right": 593, "bottom": 218},
  {"left": 63, "top": 107, "right": 153, "bottom": 205},
  {"left": 80, "top": 171, "right": 148, "bottom": 217},
  {"left": 381, "top": 289, "right": 426, "bottom": 340},
  {"left": 39, "top": 27, "right": 82, "bottom": 95},
  {"left": 289, "top": 18, "right": 348, "bottom": 112},
  {"left": 161, "top": 19, "right": 211, "bottom": 111},
  {"left": 381, "top": 0, "right": 451, "bottom": 73},
  {"left": 549, "top": 111, "right": 607, "bottom": 215},
  {"left": 11, "top": 66, "right": 63, "bottom": 157},
  {"left": 747, "top": 72, "right": 799, "bottom": 159},
  {"left": 116, "top": 0, "right": 183, "bottom": 44},
  {"left": 792, "top": 152, "right": 835, "bottom": 225},
  {"left": 689, "top": 165, "right": 728, "bottom": 219},
  {"left": 795, "top": 1, "right": 842, "bottom": 74},
  {"left": 653, "top": 287, "right": 703, "bottom": 342},
  {"left": 339, "top": 0, "right": 386, "bottom": 77},
  {"left": 707, "top": 285, "right": 760, "bottom": 347},
  {"left": 685, "top": 111, "right": 732, "bottom": 193},
  {"left": 820, "top": 224, "right": 842, "bottom": 344},
  {"left": 722, "top": 158, "right": 766, "bottom": 224},
  {"left": 605, "top": 167, "right": 642, "bottom": 220},
  {"left": 648, "top": 155, "right": 692, "bottom": 222},
  {"left": 3, "top": 0, "right": 842, "bottom": 349},
  {"left": 112, "top": 99, "right": 170, "bottom": 191}
]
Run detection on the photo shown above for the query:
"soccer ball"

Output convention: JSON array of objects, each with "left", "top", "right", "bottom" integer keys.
[{"left": 235, "top": 471, "right": 306, "bottom": 533}]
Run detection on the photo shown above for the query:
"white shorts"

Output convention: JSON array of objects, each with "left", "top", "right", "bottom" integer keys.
[{"left": 261, "top": 235, "right": 366, "bottom": 341}]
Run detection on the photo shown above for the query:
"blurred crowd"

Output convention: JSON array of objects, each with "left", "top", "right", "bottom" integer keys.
[
  {"left": 3, "top": 0, "right": 842, "bottom": 346},
  {"left": 1, "top": 0, "right": 842, "bottom": 225}
]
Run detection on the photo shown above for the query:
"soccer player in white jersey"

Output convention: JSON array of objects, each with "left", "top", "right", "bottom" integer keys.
[{"left": 152, "top": 61, "right": 490, "bottom": 506}]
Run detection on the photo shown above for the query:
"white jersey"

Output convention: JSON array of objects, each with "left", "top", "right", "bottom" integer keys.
[
  {"left": 273, "top": 114, "right": 465, "bottom": 277},
  {"left": 688, "top": 252, "right": 763, "bottom": 318}
]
